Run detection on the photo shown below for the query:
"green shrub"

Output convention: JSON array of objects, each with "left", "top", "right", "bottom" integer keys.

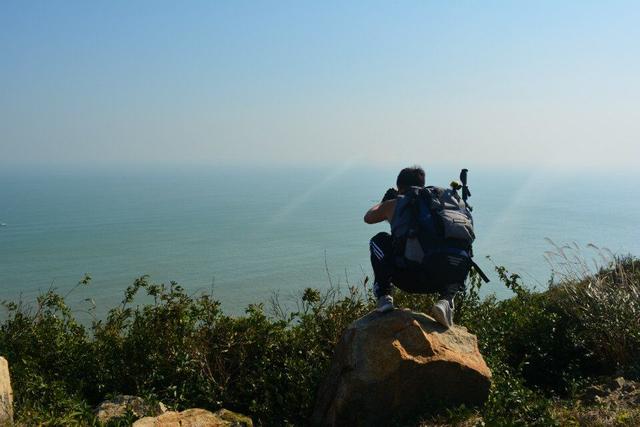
[
  {"left": 0, "top": 281, "right": 97, "bottom": 424},
  {"left": 1, "top": 254, "right": 638, "bottom": 425},
  {"left": 482, "top": 359, "right": 557, "bottom": 427}
]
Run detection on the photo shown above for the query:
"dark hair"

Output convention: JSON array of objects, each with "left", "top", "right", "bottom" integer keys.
[{"left": 396, "top": 166, "right": 425, "bottom": 190}]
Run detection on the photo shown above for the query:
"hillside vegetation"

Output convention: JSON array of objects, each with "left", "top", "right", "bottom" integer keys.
[{"left": 1, "top": 248, "right": 639, "bottom": 426}]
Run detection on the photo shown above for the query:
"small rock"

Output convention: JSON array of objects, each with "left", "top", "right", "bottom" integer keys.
[
  {"left": 582, "top": 385, "right": 607, "bottom": 404},
  {"left": 133, "top": 408, "right": 253, "bottom": 427},
  {"left": 94, "top": 395, "right": 166, "bottom": 423},
  {"left": 0, "top": 357, "right": 13, "bottom": 426},
  {"left": 609, "top": 376, "right": 625, "bottom": 391},
  {"left": 213, "top": 409, "right": 254, "bottom": 426},
  {"left": 623, "top": 382, "right": 637, "bottom": 393}
]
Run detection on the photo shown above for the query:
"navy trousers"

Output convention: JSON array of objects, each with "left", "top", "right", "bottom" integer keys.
[{"left": 369, "top": 232, "right": 462, "bottom": 303}]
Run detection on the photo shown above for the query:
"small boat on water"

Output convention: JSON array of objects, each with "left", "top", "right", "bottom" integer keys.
[{"left": 0, "top": 223, "right": 6, "bottom": 227}]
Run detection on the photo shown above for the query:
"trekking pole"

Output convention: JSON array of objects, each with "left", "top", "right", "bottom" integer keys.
[
  {"left": 460, "top": 168, "right": 472, "bottom": 211},
  {"left": 460, "top": 168, "right": 489, "bottom": 282}
]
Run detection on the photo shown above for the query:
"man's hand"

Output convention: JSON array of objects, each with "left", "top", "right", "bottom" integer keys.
[
  {"left": 381, "top": 188, "right": 398, "bottom": 202},
  {"left": 365, "top": 188, "right": 398, "bottom": 224}
]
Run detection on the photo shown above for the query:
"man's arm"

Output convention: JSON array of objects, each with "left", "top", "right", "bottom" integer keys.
[{"left": 364, "top": 200, "right": 394, "bottom": 224}]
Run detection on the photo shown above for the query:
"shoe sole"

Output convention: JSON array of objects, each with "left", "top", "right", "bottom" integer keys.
[
  {"left": 376, "top": 304, "right": 394, "bottom": 313},
  {"left": 431, "top": 305, "right": 451, "bottom": 328}
]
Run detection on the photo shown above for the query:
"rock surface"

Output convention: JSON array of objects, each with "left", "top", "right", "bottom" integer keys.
[
  {"left": 311, "top": 309, "right": 492, "bottom": 426},
  {"left": 581, "top": 376, "right": 640, "bottom": 405},
  {"left": 552, "top": 377, "right": 640, "bottom": 425},
  {"left": 95, "top": 395, "right": 167, "bottom": 423},
  {"left": 0, "top": 357, "right": 13, "bottom": 425},
  {"left": 133, "top": 408, "right": 253, "bottom": 427}
]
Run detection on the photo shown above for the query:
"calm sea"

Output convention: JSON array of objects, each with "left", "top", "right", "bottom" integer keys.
[{"left": 1, "top": 165, "right": 638, "bottom": 317}]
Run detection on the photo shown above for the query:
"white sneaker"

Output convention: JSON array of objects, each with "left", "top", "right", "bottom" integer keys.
[
  {"left": 376, "top": 295, "right": 394, "bottom": 313},
  {"left": 431, "top": 299, "right": 453, "bottom": 328}
]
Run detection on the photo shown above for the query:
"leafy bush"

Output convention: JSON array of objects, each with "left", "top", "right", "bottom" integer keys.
[
  {"left": 482, "top": 360, "right": 557, "bottom": 427},
  {"left": 0, "top": 282, "right": 97, "bottom": 425},
  {"left": 1, "top": 253, "right": 638, "bottom": 425}
]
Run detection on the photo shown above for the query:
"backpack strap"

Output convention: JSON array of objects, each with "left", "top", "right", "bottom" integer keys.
[{"left": 391, "top": 188, "right": 424, "bottom": 265}]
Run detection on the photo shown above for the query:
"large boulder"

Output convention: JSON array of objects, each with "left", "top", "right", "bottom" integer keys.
[
  {"left": 0, "top": 357, "right": 13, "bottom": 425},
  {"left": 133, "top": 408, "right": 253, "bottom": 427},
  {"left": 311, "top": 309, "right": 492, "bottom": 426}
]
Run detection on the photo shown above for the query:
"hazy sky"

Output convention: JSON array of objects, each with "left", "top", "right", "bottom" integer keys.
[{"left": 2, "top": 1, "right": 639, "bottom": 169}]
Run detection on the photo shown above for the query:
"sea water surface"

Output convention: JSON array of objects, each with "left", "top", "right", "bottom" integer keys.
[{"left": 1, "top": 165, "right": 638, "bottom": 317}]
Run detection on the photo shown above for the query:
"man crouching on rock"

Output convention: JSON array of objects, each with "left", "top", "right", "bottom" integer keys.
[{"left": 364, "top": 166, "right": 464, "bottom": 328}]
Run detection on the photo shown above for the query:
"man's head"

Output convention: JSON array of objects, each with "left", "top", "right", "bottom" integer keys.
[{"left": 396, "top": 166, "right": 425, "bottom": 193}]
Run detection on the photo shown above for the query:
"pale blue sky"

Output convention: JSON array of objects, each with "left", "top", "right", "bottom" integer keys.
[{"left": 1, "top": 1, "right": 639, "bottom": 169}]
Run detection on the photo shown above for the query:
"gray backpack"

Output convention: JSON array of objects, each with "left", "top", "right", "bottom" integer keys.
[{"left": 390, "top": 186, "right": 478, "bottom": 285}]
